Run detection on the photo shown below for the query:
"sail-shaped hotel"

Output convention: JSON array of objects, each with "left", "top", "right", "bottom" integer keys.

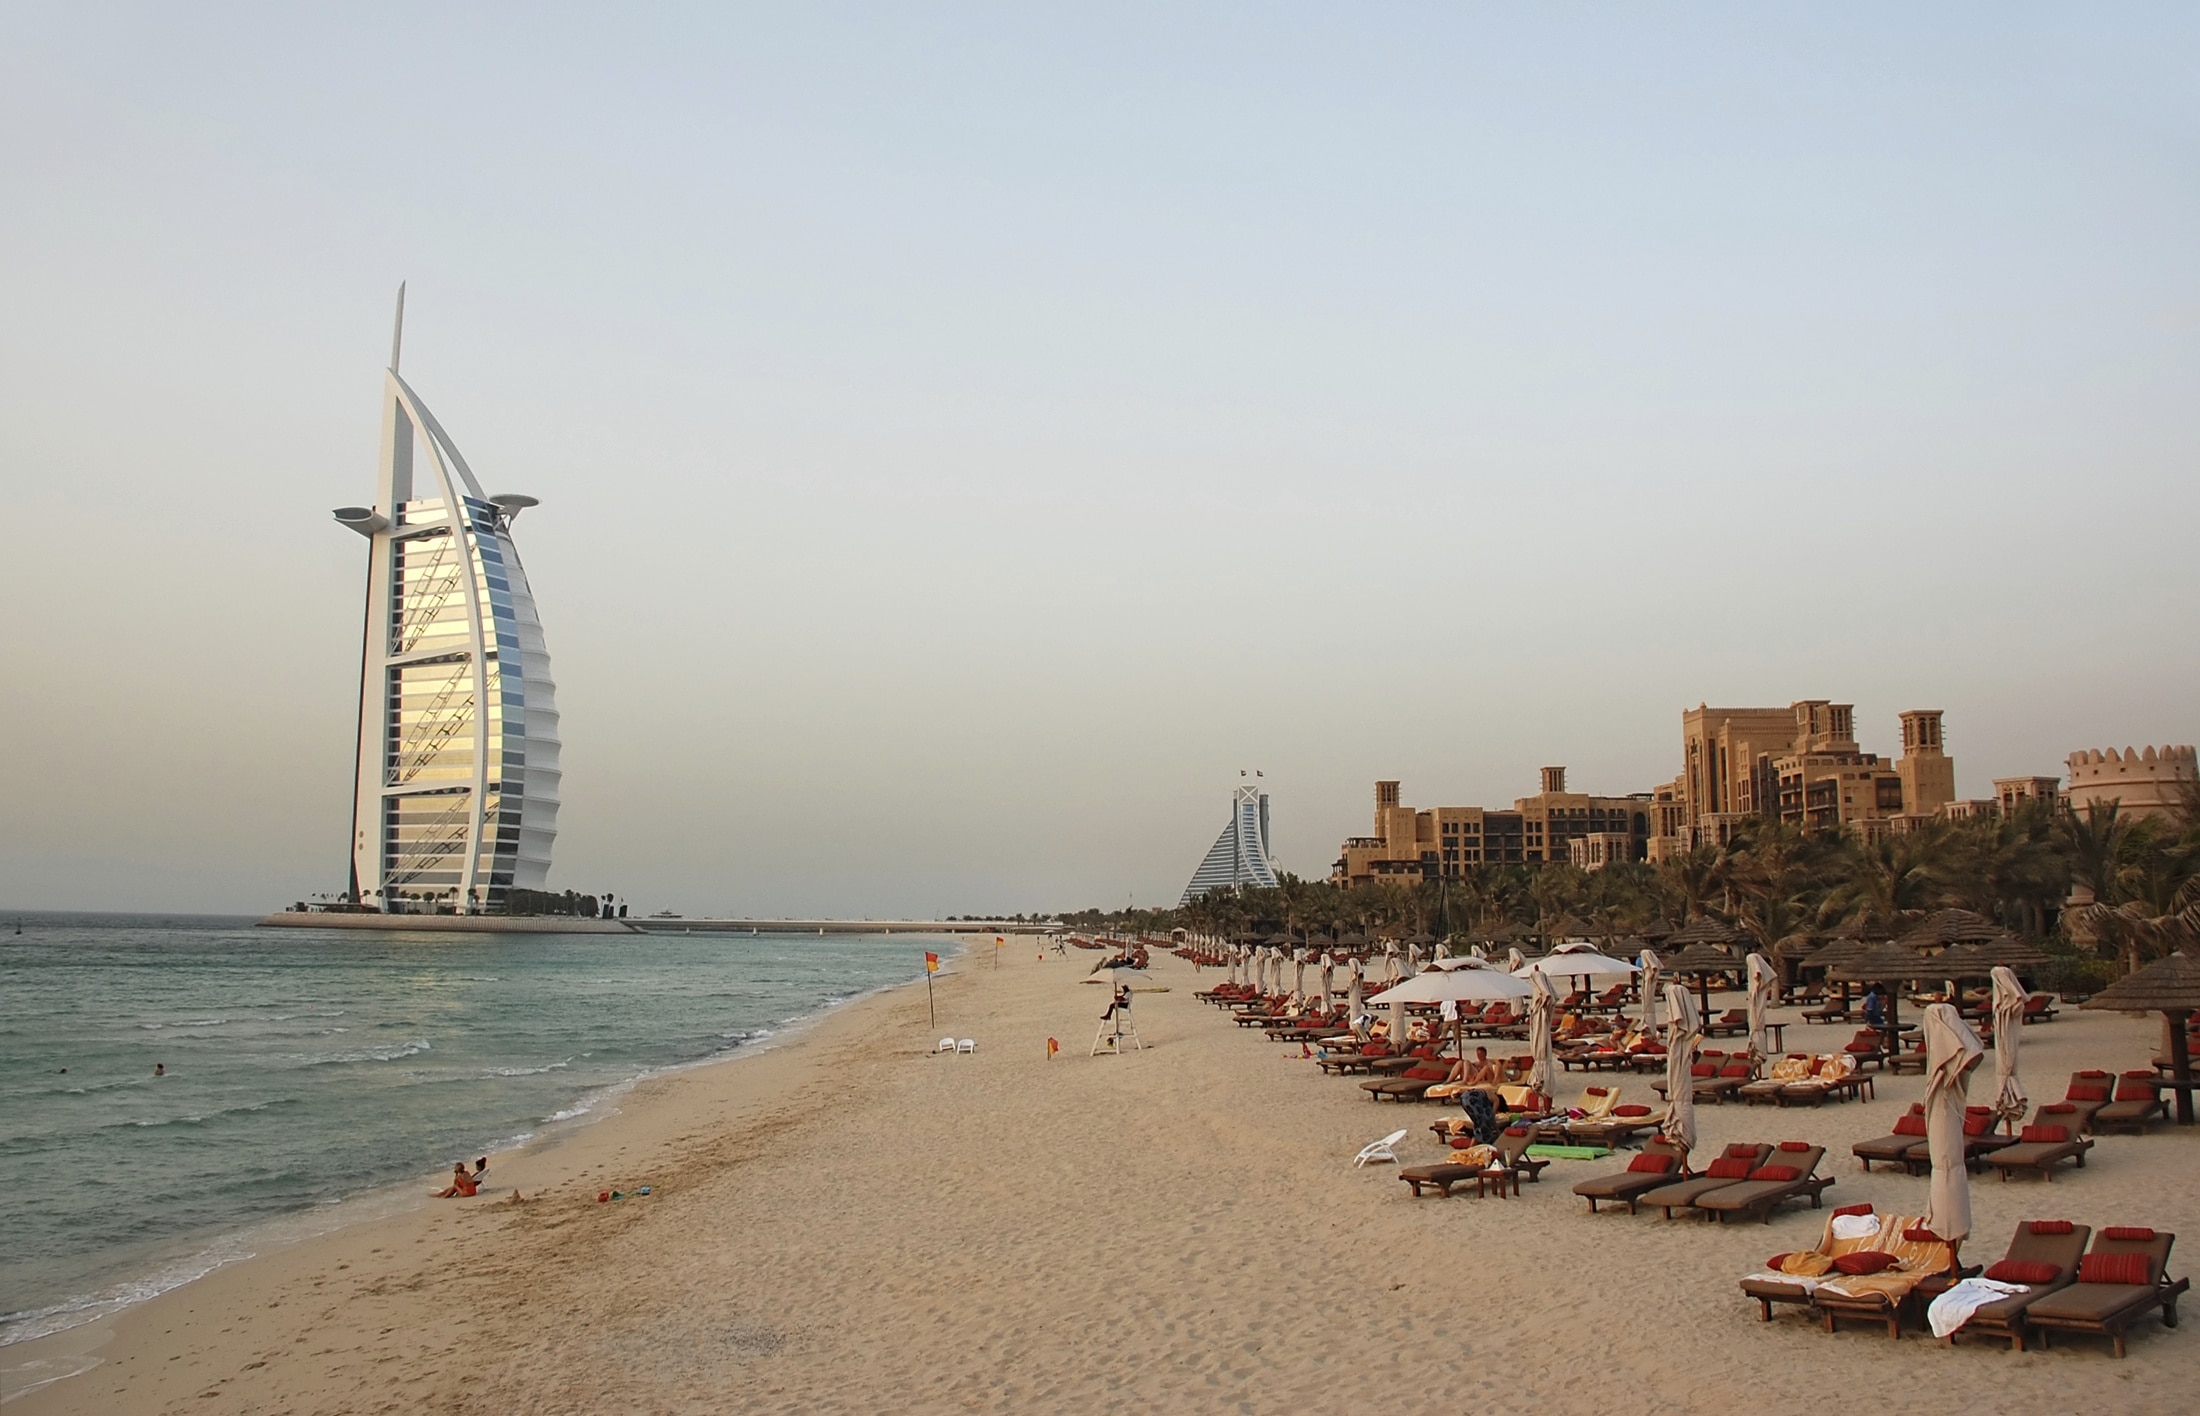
[{"left": 331, "top": 292, "right": 561, "bottom": 913}]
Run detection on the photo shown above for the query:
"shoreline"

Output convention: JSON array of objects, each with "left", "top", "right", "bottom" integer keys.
[
  {"left": 0, "top": 947, "right": 962, "bottom": 1403},
  {"left": 9, "top": 945, "right": 2195, "bottom": 1414}
]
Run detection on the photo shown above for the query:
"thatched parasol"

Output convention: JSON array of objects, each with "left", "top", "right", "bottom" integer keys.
[
  {"left": 2082, "top": 950, "right": 2200, "bottom": 1125},
  {"left": 1829, "top": 942, "right": 1935, "bottom": 1041},
  {"left": 1664, "top": 917, "right": 1751, "bottom": 949},
  {"left": 1897, "top": 908, "right": 2010, "bottom": 952},
  {"left": 1666, "top": 939, "right": 1747, "bottom": 1018},
  {"left": 1927, "top": 938, "right": 2052, "bottom": 983}
]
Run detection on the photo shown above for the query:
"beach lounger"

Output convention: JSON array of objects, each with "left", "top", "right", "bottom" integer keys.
[
  {"left": 1638, "top": 1144, "right": 1775, "bottom": 1220},
  {"left": 2021, "top": 992, "right": 2058, "bottom": 1023},
  {"left": 1781, "top": 1053, "right": 1867, "bottom": 1106},
  {"left": 1736, "top": 1054, "right": 1814, "bottom": 1105},
  {"left": 1812, "top": 1218, "right": 1962, "bottom": 1338},
  {"left": 2089, "top": 1072, "right": 2165, "bottom": 1134},
  {"left": 1361, "top": 1062, "right": 1452, "bottom": 1102},
  {"left": 1841, "top": 1028, "right": 1889, "bottom": 1071},
  {"left": 2023, "top": 1227, "right": 2189, "bottom": 1357},
  {"left": 1703, "top": 1008, "right": 1749, "bottom": 1038},
  {"left": 1353, "top": 1129, "right": 1409, "bottom": 1168},
  {"left": 1558, "top": 1103, "right": 1663, "bottom": 1150},
  {"left": 1398, "top": 1147, "right": 1515, "bottom": 1198},
  {"left": 1801, "top": 994, "right": 1851, "bottom": 1024},
  {"left": 1695, "top": 1143, "right": 1833, "bottom": 1224},
  {"left": 1573, "top": 1136, "right": 1689, "bottom": 1214},
  {"left": 1739, "top": 1202, "right": 1883, "bottom": 1321},
  {"left": 1983, "top": 1108, "right": 2096, "bottom": 1183},
  {"left": 1494, "top": 1125, "right": 1551, "bottom": 1185},
  {"left": 1853, "top": 1106, "right": 1928, "bottom": 1171},
  {"left": 1937, "top": 1220, "right": 2091, "bottom": 1350}
]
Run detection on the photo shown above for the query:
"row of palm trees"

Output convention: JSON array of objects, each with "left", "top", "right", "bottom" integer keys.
[{"left": 1104, "top": 798, "right": 2199, "bottom": 985}]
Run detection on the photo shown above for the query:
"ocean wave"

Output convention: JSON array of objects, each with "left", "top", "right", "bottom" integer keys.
[
  {"left": 490, "top": 1059, "right": 571, "bottom": 1077},
  {"left": 137, "top": 1019, "right": 228, "bottom": 1031},
  {"left": 296, "top": 1039, "right": 431, "bottom": 1067}
]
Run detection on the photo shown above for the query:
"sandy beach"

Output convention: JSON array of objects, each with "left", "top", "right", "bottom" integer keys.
[{"left": 7, "top": 945, "right": 2196, "bottom": 1415}]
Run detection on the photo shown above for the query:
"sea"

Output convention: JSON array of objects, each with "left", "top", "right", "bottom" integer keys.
[{"left": 0, "top": 912, "right": 952, "bottom": 1349}]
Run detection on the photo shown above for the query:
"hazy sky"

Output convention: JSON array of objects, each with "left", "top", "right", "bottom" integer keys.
[{"left": 4, "top": 5, "right": 2197, "bottom": 916}]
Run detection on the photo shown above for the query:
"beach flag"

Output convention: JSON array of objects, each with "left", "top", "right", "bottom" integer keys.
[
  {"left": 924, "top": 951, "right": 941, "bottom": 973},
  {"left": 1047, "top": 1037, "right": 1060, "bottom": 1058}
]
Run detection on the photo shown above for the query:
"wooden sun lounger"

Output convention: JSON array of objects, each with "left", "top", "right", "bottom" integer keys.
[
  {"left": 1638, "top": 1144, "right": 1774, "bottom": 1219},
  {"left": 1812, "top": 1220, "right": 1965, "bottom": 1339},
  {"left": 1695, "top": 1145, "right": 1833, "bottom": 1224},
  {"left": 1852, "top": 1108, "right": 1927, "bottom": 1172},
  {"left": 1983, "top": 1108, "right": 2096, "bottom": 1183},
  {"left": 2090, "top": 1073, "right": 2166, "bottom": 1134},
  {"left": 1740, "top": 1202, "right": 1884, "bottom": 1321},
  {"left": 1939, "top": 1221, "right": 2091, "bottom": 1350},
  {"left": 2024, "top": 1228, "right": 2189, "bottom": 1357},
  {"left": 1573, "top": 1138, "right": 1688, "bottom": 1214}
]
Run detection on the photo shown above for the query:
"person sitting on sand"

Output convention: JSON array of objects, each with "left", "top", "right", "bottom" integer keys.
[{"left": 435, "top": 1162, "right": 480, "bottom": 1199}]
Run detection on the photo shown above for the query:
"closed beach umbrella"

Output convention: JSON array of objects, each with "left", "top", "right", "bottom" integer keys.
[
  {"left": 1923, "top": 1003, "right": 1985, "bottom": 1245},
  {"left": 1292, "top": 950, "right": 1307, "bottom": 1003},
  {"left": 1505, "top": 947, "right": 1526, "bottom": 974},
  {"left": 1527, "top": 972, "right": 1555, "bottom": 1097},
  {"left": 1318, "top": 953, "right": 1335, "bottom": 1011},
  {"left": 1989, "top": 966, "right": 2028, "bottom": 1126},
  {"left": 1662, "top": 983, "right": 1702, "bottom": 1154},
  {"left": 1348, "top": 958, "right": 1365, "bottom": 1030},
  {"left": 1407, "top": 942, "right": 1423, "bottom": 973},
  {"left": 1387, "top": 983, "right": 1407, "bottom": 1050},
  {"left": 1470, "top": 944, "right": 1487, "bottom": 962},
  {"left": 1746, "top": 953, "right": 1776, "bottom": 1059},
  {"left": 1640, "top": 949, "right": 1662, "bottom": 1033}
]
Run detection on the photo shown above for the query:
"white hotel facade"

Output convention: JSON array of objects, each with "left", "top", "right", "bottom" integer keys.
[{"left": 333, "top": 298, "right": 561, "bottom": 912}]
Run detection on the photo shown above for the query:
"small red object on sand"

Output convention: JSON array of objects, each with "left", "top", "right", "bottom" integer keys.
[{"left": 598, "top": 1191, "right": 611, "bottom": 1203}]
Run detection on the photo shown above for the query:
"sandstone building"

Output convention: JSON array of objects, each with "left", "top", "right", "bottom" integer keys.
[{"left": 1332, "top": 768, "right": 1652, "bottom": 886}]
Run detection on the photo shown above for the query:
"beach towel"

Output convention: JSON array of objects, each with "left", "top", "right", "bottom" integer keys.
[
  {"left": 1831, "top": 1212, "right": 1879, "bottom": 1242},
  {"left": 1460, "top": 1088, "right": 1500, "bottom": 1145},
  {"left": 1926, "top": 1278, "right": 2029, "bottom": 1339}
]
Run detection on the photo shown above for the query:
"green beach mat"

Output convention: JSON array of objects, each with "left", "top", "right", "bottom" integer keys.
[{"left": 1524, "top": 1143, "right": 1611, "bottom": 1160}]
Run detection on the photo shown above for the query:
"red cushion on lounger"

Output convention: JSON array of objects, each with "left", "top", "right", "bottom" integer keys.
[
  {"left": 1903, "top": 1227, "right": 1943, "bottom": 1243},
  {"left": 1832, "top": 1203, "right": 1874, "bottom": 1219},
  {"left": 1613, "top": 1105, "right": 1652, "bottom": 1117},
  {"left": 1893, "top": 1116, "right": 1928, "bottom": 1137},
  {"left": 2019, "top": 1125, "right": 2070, "bottom": 1144},
  {"left": 2067, "top": 1085, "right": 2109, "bottom": 1102},
  {"left": 1449, "top": 1137, "right": 1477, "bottom": 1149},
  {"left": 1719, "top": 1064, "right": 1751, "bottom": 1077},
  {"left": 2077, "top": 1069, "right": 2110, "bottom": 1078},
  {"left": 1984, "top": 1260, "right": 2059, "bottom": 1284},
  {"left": 1777, "top": 1141, "right": 1811, "bottom": 1152},
  {"left": 1627, "top": 1152, "right": 1675, "bottom": 1174},
  {"left": 1749, "top": 1165, "right": 1801, "bottom": 1182},
  {"left": 1403, "top": 1065, "right": 1448, "bottom": 1080},
  {"left": 1723, "top": 1144, "right": 1759, "bottom": 1159},
  {"left": 2079, "top": 1253, "right": 2152, "bottom": 1286},
  {"left": 1586, "top": 1086, "right": 1610, "bottom": 1096},
  {"left": 2102, "top": 1226, "right": 2157, "bottom": 1241},
  {"left": 2028, "top": 1220, "right": 2075, "bottom": 1235},
  {"left": 1692, "top": 1064, "right": 1716, "bottom": 1078},
  {"left": 1705, "top": 1157, "right": 1755, "bottom": 1180},
  {"left": 2113, "top": 1080, "right": 2158, "bottom": 1102},
  {"left": 1767, "top": 1253, "right": 1791, "bottom": 1270},
  {"left": 1503, "top": 1126, "right": 1531, "bottom": 1137},
  {"left": 1831, "top": 1252, "right": 1898, "bottom": 1276},
  {"left": 1962, "top": 1113, "right": 1994, "bottom": 1137}
]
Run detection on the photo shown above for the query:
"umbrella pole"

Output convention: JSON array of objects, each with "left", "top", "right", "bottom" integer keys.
[{"left": 2169, "top": 1010, "right": 2195, "bottom": 1126}]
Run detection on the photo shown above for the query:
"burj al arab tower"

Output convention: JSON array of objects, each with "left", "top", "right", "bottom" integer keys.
[{"left": 331, "top": 289, "right": 561, "bottom": 913}]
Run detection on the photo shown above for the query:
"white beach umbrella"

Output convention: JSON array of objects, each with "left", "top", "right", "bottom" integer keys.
[
  {"left": 1387, "top": 982, "right": 1408, "bottom": 1050},
  {"left": 1292, "top": 950, "right": 1307, "bottom": 1003},
  {"left": 1639, "top": 950, "right": 1662, "bottom": 1033},
  {"left": 1923, "top": 1003, "right": 1986, "bottom": 1245},
  {"left": 1368, "top": 960, "right": 1533, "bottom": 1006},
  {"left": 1407, "top": 943, "right": 1423, "bottom": 973},
  {"left": 1505, "top": 947, "right": 1526, "bottom": 973},
  {"left": 1513, "top": 948, "right": 1638, "bottom": 980},
  {"left": 1382, "top": 942, "right": 1401, "bottom": 984},
  {"left": 1746, "top": 953, "right": 1777, "bottom": 1059},
  {"left": 1435, "top": 941, "right": 1452, "bottom": 960},
  {"left": 1526, "top": 972, "right": 1556, "bottom": 1097},
  {"left": 1318, "top": 953, "right": 1335, "bottom": 1012},
  {"left": 1989, "top": 966, "right": 2028, "bottom": 1126},
  {"left": 1348, "top": 958, "right": 1365, "bottom": 1031},
  {"left": 1661, "top": 983, "right": 1702, "bottom": 1153},
  {"left": 1470, "top": 944, "right": 1487, "bottom": 962}
]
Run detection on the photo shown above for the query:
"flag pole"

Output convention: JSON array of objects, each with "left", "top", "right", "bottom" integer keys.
[{"left": 927, "top": 966, "right": 936, "bottom": 1028}]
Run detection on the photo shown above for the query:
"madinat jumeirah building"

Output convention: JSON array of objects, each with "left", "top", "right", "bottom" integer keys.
[
  {"left": 332, "top": 294, "right": 560, "bottom": 913},
  {"left": 1180, "top": 784, "right": 1282, "bottom": 905}
]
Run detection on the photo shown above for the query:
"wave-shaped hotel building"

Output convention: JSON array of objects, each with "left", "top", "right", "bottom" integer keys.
[{"left": 331, "top": 291, "right": 561, "bottom": 913}]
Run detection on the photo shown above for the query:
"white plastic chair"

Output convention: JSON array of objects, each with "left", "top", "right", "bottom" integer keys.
[
  {"left": 937, "top": 1037, "right": 957, "bottom": 1053},
  {"left": 1353, "top": 1129, "right": 1409, "bottom": 1168},
  {"left": 956, "top": 1038, "right": 976, "bottom": 1054}
]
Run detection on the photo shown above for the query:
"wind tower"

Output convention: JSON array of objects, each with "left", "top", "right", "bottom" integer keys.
[{"left": 332, "top": 288, "right": 562, "bottom": 913}]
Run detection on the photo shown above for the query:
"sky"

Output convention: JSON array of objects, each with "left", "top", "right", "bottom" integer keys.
[{"left": 2, "top": 5, "right": 2197, "bottom": 916}]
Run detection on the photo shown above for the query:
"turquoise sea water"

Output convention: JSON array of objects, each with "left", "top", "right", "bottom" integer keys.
[{"left": 0, "top": 913, "right": 946, "bottom": 1345}]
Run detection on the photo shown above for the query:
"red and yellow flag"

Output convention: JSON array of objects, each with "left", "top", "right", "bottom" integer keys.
[{"left": 924, "top": 951, "right": 940, "bottom": 973}]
